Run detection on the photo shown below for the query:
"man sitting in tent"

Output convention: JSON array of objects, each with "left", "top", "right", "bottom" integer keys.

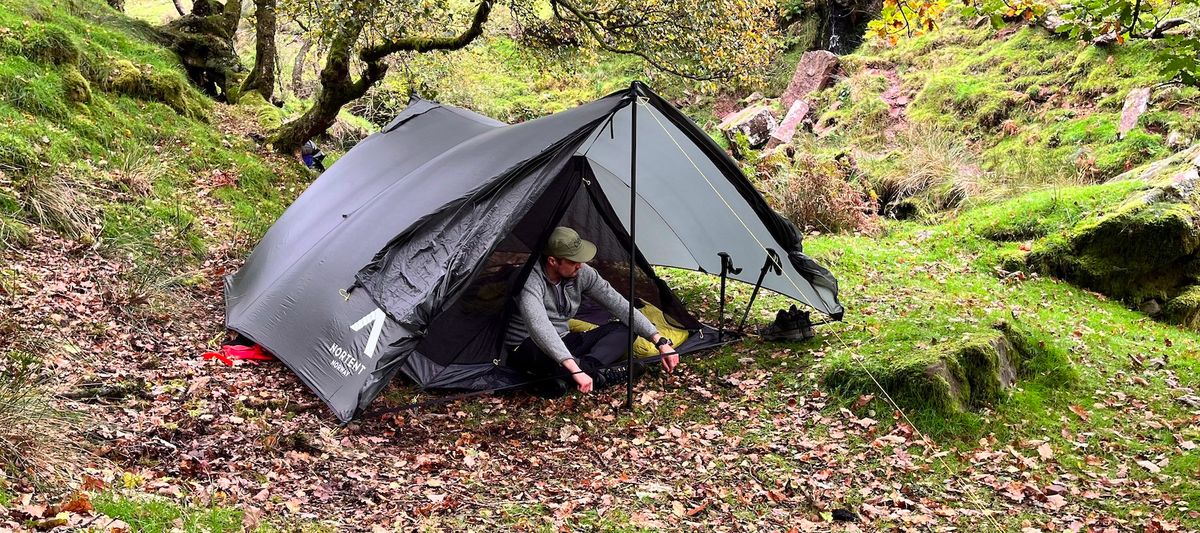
[{"left": 505, "top": 227, "right": 680, "bottom": 398}]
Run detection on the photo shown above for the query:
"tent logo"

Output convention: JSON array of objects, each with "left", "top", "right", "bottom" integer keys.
[{"left": 350, "top": 307, "right": 387, "bottom": 358}]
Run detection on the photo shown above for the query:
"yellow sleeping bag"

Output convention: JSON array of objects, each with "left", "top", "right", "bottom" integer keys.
[{"left": 567, "top": 300, "right": 690, "bottom": 358}]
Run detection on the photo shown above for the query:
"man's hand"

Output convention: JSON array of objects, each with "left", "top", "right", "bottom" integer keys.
[
  {"left": 573, "top": 372, "right": 594, "bottom": 393},
  {"left": 564, "top": 359, "right": 593, "bottom": 393},
  {"left": 652, "top": 334, "right": 680, "bottom": 373}
]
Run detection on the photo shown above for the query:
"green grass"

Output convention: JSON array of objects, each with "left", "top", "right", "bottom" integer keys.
[
  {"left": 0, "top": 0, "right": 308, "bottom": 269},
  {"left": 92, "top": 492, "right": 243, "bottom": 532}
]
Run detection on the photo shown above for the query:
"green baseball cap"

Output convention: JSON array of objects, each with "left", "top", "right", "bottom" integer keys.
[{"left": 546, "top": 226, "right": 597, "bottom": 263}]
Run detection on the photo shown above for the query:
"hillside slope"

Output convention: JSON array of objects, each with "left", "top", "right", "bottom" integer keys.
[{"left": 0, "top": 1, "right": 1197, "bottom": 531}]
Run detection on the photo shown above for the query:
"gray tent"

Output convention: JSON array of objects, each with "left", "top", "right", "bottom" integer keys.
[{"left": 225, "top": 82, "right": 843, "bottom": 422}]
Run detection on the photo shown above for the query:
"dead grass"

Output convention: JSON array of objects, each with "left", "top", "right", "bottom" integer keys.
[
  {"left": 874, "top": 122, "right": 986, "bottom": 216},
  {"left": 15, "top": 170, "right": 97, "bottom": 242},
  {"left": 0, "top": 353, "right": 82, "bottom": 487},
  {"left": 761, "top": 154, "right": 881, "bottom": 235}
]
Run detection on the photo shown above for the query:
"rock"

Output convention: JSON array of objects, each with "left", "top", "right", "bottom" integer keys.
[
  {"left": 782, "top": 50, "right": 840, "bottom": 111},
  {"left": 718, "top": 105, "right": 778, "bottom": 158},
  {"left": 1041, "top": 12, "right": 1068, "bottom": 33},
  {"left": 743, "top": 92, "right": 765, "bottom": 105},
  {"left": 63, "top": 66, "right": 91, "bottom": 104},
  {"left": 1118, "top": 87, "right": 1151, "bottom": 140},
  {"left": 1140, "top": 299, "right": 1163, "bottom": 316},
  {"left": 823, "top": 322, "right": 1055, "bottom": 414},
  {"left": 1167, "top": 131, "right": 1190, "bottom": 150},
  {"left": 1165, "top": 286, "right": 1200, "bottom": 329},
  {"left": 767, "top": 99, "right": 812, "bottom": 149}
]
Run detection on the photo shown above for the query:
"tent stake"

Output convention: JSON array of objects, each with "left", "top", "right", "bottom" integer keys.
[
  {"left": 626, "top": 84, "right": 639, "bottom": 411},
  {"left": 717, "top": 252, "right": 742, "bottom": 342},
  {"left": 736, "top": 249, "right": 781, "bottom": 334}
]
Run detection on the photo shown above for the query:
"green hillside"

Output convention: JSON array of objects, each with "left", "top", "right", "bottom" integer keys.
[{"left": 0, "top": 0, "right": 1197, "bottom": 530}]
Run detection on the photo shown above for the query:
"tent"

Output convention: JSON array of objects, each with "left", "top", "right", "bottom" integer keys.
[{"left": 225, "top": 82, "right": 843, "bottom": 422}]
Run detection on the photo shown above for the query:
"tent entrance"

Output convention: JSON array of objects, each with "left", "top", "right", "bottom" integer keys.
[{"left": 409, "top": 156, "right": 723, "bottom": 390}]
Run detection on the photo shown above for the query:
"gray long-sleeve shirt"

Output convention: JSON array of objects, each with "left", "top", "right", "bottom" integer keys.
[{"left": 505, "top": 262, "right": 658, "bottom": 364}]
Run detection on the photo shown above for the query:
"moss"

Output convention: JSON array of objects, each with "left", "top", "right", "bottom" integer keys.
[
  {"left": 237, "top": 91, "right": 284, "bottom": 128},
  {"left": 1165, "top": 285, "right": 1200, "bottom": 329},
  {"left": 23, "top": 23, "right": 79, "bottom": 66},
  {"left": 0, "top": 130, "right": 40, "bottom": 174},
  {"left": 62, "top": 66, "right": 91, "bottom": 104},
  {"left": 824, "top": 323, "right": 1045, "bottom": 413},
  {"left": 100, "top": 59, "right": 208, "bottom": 118},
  {"left": 1027, "top": 194, "right": 1200, "bottom": 301}
]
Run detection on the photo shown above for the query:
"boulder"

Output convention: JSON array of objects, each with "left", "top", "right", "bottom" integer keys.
[
  {"left": 782, "top": 50, "right": 840, "bottom": 111},
  {"left": 1118, "top": 87, "right": 1151, "bottom": 140},
  {"left": 1020, "top": 159, "right": 1200, "bottom": 316},
  {"left": 823, "top": 322, "right": 1061, "bottom": 413},
  {"left": 767, "top": 99, "right": 812, "bottom": 149},
  {"left": 718, "top": 105, "right": 778, "bottom": 158}
]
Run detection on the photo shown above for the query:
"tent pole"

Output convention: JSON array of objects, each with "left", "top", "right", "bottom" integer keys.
[
  {"left": 626, "top": 85, "right": 639, "bottom": 410},
  {"left": 737, "top": 249, "right": 782, "bottom": 333},
  {"left": 717, "top": 252, "right": 742, "bottom": 342}
]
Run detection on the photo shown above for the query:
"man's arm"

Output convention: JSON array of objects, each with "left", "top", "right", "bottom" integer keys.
[
  {"left": 516, "top": 282, "right": 594, "bottom": 392},
  {"left": 580, "top": 266, "right": 680, "bottom": 372}
]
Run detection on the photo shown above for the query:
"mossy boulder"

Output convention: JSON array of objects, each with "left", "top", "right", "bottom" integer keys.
[
  {"left": 824, "top": 321, "right": 1048, "bottom": 413},
  {"left": 1165, "top": 285, "right": 1200, "bottom": 329},
  {"left": 63, "top": 67, "right": 91, "bottom": 104},
  {"left": 101, "top": 59, "right": 208, "bottom": 119},
  {"left": 1024, "top": 167, "right": 1200, "bottom": 303},
  {"left": 24, "top": 24, "right": 80, "bottom": 66}
]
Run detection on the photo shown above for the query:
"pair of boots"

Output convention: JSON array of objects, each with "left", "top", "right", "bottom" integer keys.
[
  {"left": 760, "top": 304, "right": 815, "bottom": 342},
  {"left": 531, "top": 358, "right": 647, "bottom": 399}
]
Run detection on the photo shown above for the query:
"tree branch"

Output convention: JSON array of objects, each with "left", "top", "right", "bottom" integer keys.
[
  {"left": 550, "top": 0, "right": 723, "bottom": 81},
  {"left": 359, "top": 0, "right": 493, "bottom": 63}
]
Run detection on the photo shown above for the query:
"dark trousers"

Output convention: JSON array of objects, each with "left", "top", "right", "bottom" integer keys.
[{"left": 508, "top": 322, "right": 631, "bottom": 380}]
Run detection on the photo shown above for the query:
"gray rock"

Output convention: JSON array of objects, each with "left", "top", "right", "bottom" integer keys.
[
  {"left": 781, "top": 50, "right": 840, "bottom": 111},
  {"left": 1140, "top": 299, "right": 1163, "bottom": 316},
  {"left": 718, "top": 105, "right": 779, "bottom": 156}
]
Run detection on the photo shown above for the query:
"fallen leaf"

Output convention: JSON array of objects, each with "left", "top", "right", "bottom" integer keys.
[
  {"left": 1069, "top": 404, "right": 1090, "bottom": 422},
  {"left": 852, "top": 394, "right": 874, "bottom": 410},
  {"left": 1045, "top": 494, "right": 1067, "bottom": 510},
  {"left": 1037, "top": 443, "right": 1053, "bottom": 460},
  {"left": 1136, "top": 460, "right": 1162, "bottom": 474},
  {"left": 686, "top": 499, "right": 709, "bottom": 517}
]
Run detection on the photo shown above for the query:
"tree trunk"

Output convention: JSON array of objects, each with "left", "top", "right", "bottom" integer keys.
[
  {"left": 172, "top": 0, "right": 186, "bottom": 16},
  {"left": 270, "top": 4, "right": 382, "bottom": 151},
  {"left": 157, "top": 0, "right": 243, "bottom": 101},
  {"left": 241, "top": 0, "right": 278, "bottom": 100},
  {"left": 270, "top": 0, "right": 492, "bottom": 152},
  {"left": 291, "top": 37, "right": 311, "bottom": 97},
  {"left": 107, "top": 0, "right": 125, "bottom": 12}
]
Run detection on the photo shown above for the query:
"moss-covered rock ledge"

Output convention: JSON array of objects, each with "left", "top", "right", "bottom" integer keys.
[
  {"left": 823, "top": 321, "right": 1073, "bottom": 414},
  {"left": 1006, "top": 143, "right": 1200, "bottom": 327}
]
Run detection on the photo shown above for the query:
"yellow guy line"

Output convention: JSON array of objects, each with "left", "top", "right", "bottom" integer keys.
[{"left": 637, "top": 98, "right": 1004, "bottom": 530}]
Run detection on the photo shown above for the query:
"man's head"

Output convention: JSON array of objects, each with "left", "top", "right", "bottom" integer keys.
[{"left": 544, "top": 226, "right": 596, "bottom": 279}]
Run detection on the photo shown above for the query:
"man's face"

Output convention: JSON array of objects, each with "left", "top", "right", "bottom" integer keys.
[{"left": 548, "top": 256, "right": 584, "bottom": 279}]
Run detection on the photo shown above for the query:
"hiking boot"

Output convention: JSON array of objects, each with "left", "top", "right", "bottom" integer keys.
[
  {"left": 760, "top": 305, "right": 815, "bottom": 342},
  {"left": 591, "top": 359, "right": 646, "bottom": 390},
  {"left": 530, "top": 377, "right": 569, "bottom": 399}
]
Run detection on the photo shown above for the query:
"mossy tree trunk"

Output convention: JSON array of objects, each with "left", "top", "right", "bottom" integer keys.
[
  {"left": 241, "top": 0, "right": 278, "bottom": 101},
  {"left": 269, "top": 0, "right": 493, "bottom": 152},
  {"left": 291, "top": 37, "right": 311, "bottom": 97},
  {"left": 107, "top": 0, "right": 124, "bottom": 12},
  {"left": 156, "top": 0, "right": 243, "bottom": 102}
]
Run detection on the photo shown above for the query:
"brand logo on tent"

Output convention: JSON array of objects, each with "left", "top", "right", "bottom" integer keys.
[{"left": 350, "top": 307, "right": 387, "bottom": 358}]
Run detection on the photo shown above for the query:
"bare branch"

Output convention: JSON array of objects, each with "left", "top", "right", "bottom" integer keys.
[{"left": 360, "top": 0, "right": 493, "bottom": 63}]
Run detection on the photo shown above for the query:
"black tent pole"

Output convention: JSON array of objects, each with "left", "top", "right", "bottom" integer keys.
[{"left": 626, "top": 83, "right": 639, "bottom": 410}]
